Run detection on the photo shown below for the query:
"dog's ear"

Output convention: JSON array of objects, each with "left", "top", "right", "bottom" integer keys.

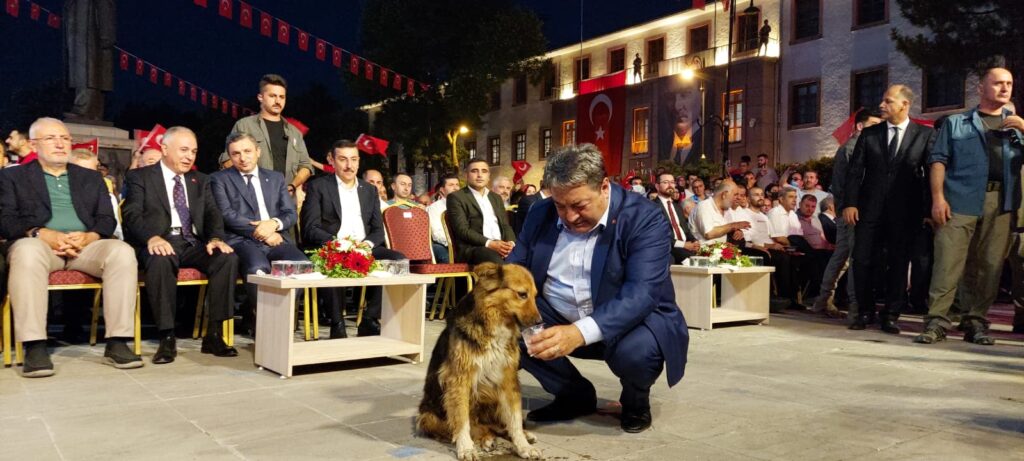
[{"left": 473, "top": 262, "right": 502, "bottom": 281}]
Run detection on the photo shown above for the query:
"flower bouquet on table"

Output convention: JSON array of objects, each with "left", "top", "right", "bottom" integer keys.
[
  {"left": 306, "top": 236, "right": 379, "bottom": 278},
  {"left": 697, "top": 241, "right": 753, "bottom": 267}
]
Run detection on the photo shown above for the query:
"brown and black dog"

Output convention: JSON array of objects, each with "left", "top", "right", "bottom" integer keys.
[{"left": 417, "top": 262, "right": 543, "bottom": 461}]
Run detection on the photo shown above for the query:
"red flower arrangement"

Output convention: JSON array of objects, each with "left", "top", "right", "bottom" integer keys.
[
  {"left": 697, "top": 241, "right": 752, "bottom": 266},
  {"left": 307, "top": 236, "right": 379, "bottom": 278}
]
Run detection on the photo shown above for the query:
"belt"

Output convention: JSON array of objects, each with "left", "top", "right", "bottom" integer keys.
[{"left": 986, "top": 181, "right": 1002, "bottom": 192}]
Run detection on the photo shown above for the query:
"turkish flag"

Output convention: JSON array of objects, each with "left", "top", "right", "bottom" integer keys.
[
  {"left": 619, "top": 169, "right": 636, "bottom": 187},
  {"left": 238, "top": 1, "right": 251, "bottom": 27},
  {"left": 149, "top": 66, "right": 159, "bottom": 84},
  {"left": 297, "top": 30, "right": 309, "bottom": 51},
  {"left": 315, "top": 39, "right": 326, "bottom": 61},
  {"left": 576, "top": 85, "right": 626, "bottom": 176},
  {"left": 218, "top": 0, "right": 231, "bottom": 19},
  {"left": 212, "top": 94, "right": 219, "bottom": 108},
  {"left": 693, "top": 0, "right": 705, "bottom": 9},
  {"left": 194, "top": 0, "right": 207, "bottom": 7},
  {"left": 911, "top": 117, "right": 935, "bottom": 128},
  {"left": 178, "top": 79, "right": 186, "bottom": 95},
  {"left": 332, "top": 47, "right": 342, "bottom": 67},
  {"left": 259, "top": 12, "right": 272, "bottom": 37},
  {"left": 190, "top": 85, "right": 197, "bottom": 101},
  {"left": 392, "top": 74, "right": 402, "bottom": 91},
  {"left": 30, "top": 3, "right": 39, "bottom": 20},
  {"left": 72, "top": 139, "right": 99, "bottom": 156},
  {"left": 221, "top": 100, "right": 228, "bottom": 114},
  {"left": 364, "top": 62, "right": 374, "bottom": 80},
  {"left": 349, "top": 55, "right": 359, "bottom": 74},
  {"left": 119, "top": 51, "right": 129, "bottom": 70},
  {"left": 232, "top": 103, "right": 239, "bottom": 118},
  {"left": 379, "top": 68, "right": 388, "bottom": 87},
  {"left": 201, "top": 90, "right": 208, "bottom": 106},
  {"left": 277, "top": 19, "right": 289, "bottom": 44},
  {"left": 285, "top": 117, "right": 309, "bottom": 136},
  {"left": 163, "top": 71, "right": 173, "bottom": 87},
  {"left": 135, "top": 124, "right": 166, "bottom": 152},
  {"left": 356, "top": 134, "right": 389, "bottom": 156},
  {"left": 46, "top": 12, "right": 59, "bottom": 28},
  {"left": 6, "top": 0, "right": 18, "bottom": 17},
  {"left": 135, "top": 58, "right": 144, "bottom": 75},
  {"left": 407, "top": 80, "right": 415, "bottom": 97},
  {"left": 512, "top": 160, "right": 531, "bottom": 183},
  {"left": 831, "top": 110, "right": 859, "bottom": 144}
]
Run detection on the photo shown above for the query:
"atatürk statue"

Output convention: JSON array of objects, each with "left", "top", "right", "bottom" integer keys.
[{"left": 64, "top": 0, "right": 116, "bottom": 121}]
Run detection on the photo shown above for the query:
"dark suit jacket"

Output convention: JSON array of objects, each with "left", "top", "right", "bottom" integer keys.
[
  {"left": 820, "top": 213, "right": 837, "bottom": 244},
  {"left": 507, "top": 184, "right": 689, "bottom": 387},
  {"left": 0, "top": 162, "right": 116, "bottom": 242},
  {"left": 845, "top": 121, "right": 937, "bottom": 222},
  {"left": 122, "top": 163, "right": 226, "bottom": 247},
  {"left": 210, "top": 167, "right": 297, "bottom": 246},
  {"left": 300, "top": 175, "right": 385, "bottom": 247},
  {"left": 656, "top": 198, "right": 697, "bottom": 242},
  {"left": 446, "top": 187, "right": 515, "bottom": 262},
  {"left": 513, "top": 192, "right": 543, "bottom": 235}
]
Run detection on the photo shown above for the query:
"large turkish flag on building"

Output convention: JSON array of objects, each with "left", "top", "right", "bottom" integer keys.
[{"left": 576, "top": 86, "right": 625, "bottom": 176}]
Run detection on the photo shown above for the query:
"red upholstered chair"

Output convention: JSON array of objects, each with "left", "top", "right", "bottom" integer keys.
[
  {"left": 3, "top": 270, "right": 142, "bottom": 367},
  {"left": 382, "top": 205, "right": 473, "bottom": 320}
]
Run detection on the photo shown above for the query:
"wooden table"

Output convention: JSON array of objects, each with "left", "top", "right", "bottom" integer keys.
[
  {"left": 248, "top": 274, "right": 437, "bottom": 378},
  {"left": 671, "top": 266, "right": 775, "bottom": 330}
]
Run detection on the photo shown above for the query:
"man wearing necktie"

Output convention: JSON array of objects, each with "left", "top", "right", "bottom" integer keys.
[
  {"left": 211, "top": 133, "right": 306, "bottom": 337},
  {"left": 653, "top": 172, "right": 699, "bottom": 263},
  {"left": 123, "top": 127, "right": 239, "bottom": 364},
  {"left": 843, "top": 85, "right": 936, "bottom": 332}
]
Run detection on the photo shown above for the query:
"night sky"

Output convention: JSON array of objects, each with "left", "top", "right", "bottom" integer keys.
[{"left": 1, "top": 0, "right": 696, "bottom": 123}]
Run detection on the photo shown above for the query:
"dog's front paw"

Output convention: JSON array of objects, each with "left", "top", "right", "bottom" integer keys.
[
  {"left": 479, "top": 436, "right": 496, "bottom": 452},
  {"left": 456, "top": 445, "right": 480, "bottom": 461},
  {"left": 523, "top": 430, "right": 537, "bottom": 444},
  {"left": 514, "top": 444, "right": 543, "bottom": 459}
]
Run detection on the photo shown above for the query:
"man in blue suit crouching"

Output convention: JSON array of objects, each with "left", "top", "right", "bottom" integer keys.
[{"left": 507, "top": 144, "right": 689, "bottom": 433}]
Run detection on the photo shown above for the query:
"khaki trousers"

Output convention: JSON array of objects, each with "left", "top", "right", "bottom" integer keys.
[
  {"left": 8, "top": 238, "right": 137, "bottom": 343},
  {"left": 926, "top": 191, "right": 1012, "bottom": 329}
]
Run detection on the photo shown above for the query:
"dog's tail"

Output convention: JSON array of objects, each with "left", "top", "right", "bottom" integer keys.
[{"left": 415, "top": 411, "right": 450, "bottom": 441}]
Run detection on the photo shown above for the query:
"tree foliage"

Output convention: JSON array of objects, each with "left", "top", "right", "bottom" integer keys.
[
  {"left": 357, "top": 0, "right": 548, "bottom": 173},
  {"left": 892, "top": 0, "right": 1023, "bottom": 106}
]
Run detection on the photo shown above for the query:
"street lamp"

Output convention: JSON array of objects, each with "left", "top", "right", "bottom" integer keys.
[
  {"left": 446, "top": 125, "right": 470, "bottom": 171},
  {"left": 682, "top": 56, "right": 730, "bottom": 163}
]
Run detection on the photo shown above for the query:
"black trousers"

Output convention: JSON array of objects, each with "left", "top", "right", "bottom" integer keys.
[
  {"left": 908, "top": 222, "right": 934, "bottom": 313},
  {"left": 140, "top": 236, "right": 238, "bottom": 332},
  {"left": 670, "top": 246, "right": 695, "bottom": 265},
  {"left": 321, "top": 246, "right": 405, "bottom": 325},
  {"left": 852, "top": 217, "right": 916, "bottom": 320},
  {"left": 463, "top": 246, "right": 505, "bottom": 266}
]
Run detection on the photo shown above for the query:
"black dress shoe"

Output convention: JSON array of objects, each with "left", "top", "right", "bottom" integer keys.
[
  {"left": 527, "top": 395, "right": 597, "bottom": 422},
  {"left": 879, "top": 319, "right": 901, "bottom": 335},
  {"left": 357, "top": 318, "right": 381, "bottom": 337},
  {"left": 620, "top": 407, "right": 652, "bottom": 433},
  {"left": 329, "top": 321, "right": 348, "bottom": 339},
  {"left": 201, "top": 334, "right": 239, "bottom": 357},
  {"left": 848, "top": 318, "right": 866, "bottom": 330},
  {"left": 152, "top": 336, "right": 177, "bottom": 364}
]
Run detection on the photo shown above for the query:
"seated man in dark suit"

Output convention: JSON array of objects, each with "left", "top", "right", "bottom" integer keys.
[
  {"left": 1, "top": 117, "right": 142, "bottom": 377},
  {"left": 508, "top": 144, "right": 689, "bottom": 433},
  {"left": 122, "top": 126, "right": 239, "bottom": 364},
  {"left": 446, "top": 158, "right": 515, "bottom": 266},
  {"left": 210, "top": 133, "right": 306, "bottom": 336},
  {"left": 300, "top": 140, "right": 405, "bottom": 338},
  {"left": 653, "top": 172, "right": 700, "bottom": 263}
]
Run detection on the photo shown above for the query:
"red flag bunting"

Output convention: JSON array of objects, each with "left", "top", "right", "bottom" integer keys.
[
  {"left": 190, "top": 85, "right": 197, "bottom": 101},
  {"left": 149, "top": 66, "right": 158, "bottom": 84},
  {"left": 119, "top": 51, "right": 129, "bottom": 70},
  {"left": 221, "top": 100, "right": 228, "bottom": 114},
  {"left": 212, "top": 94, "right": 219, "bottom": 108},
  {"left": 277, "top": 19, "right": 289, "bottom": 44},
  {"left": 259, "top": 12, "right": 272, "bottom": 36},
  {"left": 407, "top": 80, "right": 415, "bottom": 97},
  {"left": 232, "top": 103, "right": 239, "bottom": 118},
  {"left": 71, "top": 139, "right": 99, "bottom": 156},
  {"left": 238, "top": 1, "right": 251, "bottom": 27},
  {"left": 135, "top": 58, "right": 144, "bottom": 75},
  {"left": 163, "top": 71, "right": 172, "bottom": 87},
  {"left": 178, "top": 79, "right": 186, "bottom": 95},
  {"left": 579, "top": 70, "right": 626, "bottom": 95},
  {"left": 30, "top": 2, "right": 39, "bottom": 20},
  {"left": 692, "top": 0, "right": 705, "bottom": 9},
  {"left": 194, "top": 0, "right": 207, "bottom": 7},
  {"left": 218, "top": 0, "right": 231, "bottom": 19},
  {"left": 201, "top": 90, "right": 208, "bottom": 106},
  {"left": 5, "top": 0, "right": 17, "bottom": 17},
  {"left": 355, "top": 134, "right": 389, "bottom": 156},
  {"left": 379, "top": 68, "right": 388, "bottom": 87},
  {"left": 364, "top": 61, "right": 373, "bottom": 80},
  {"left": 315, "top": 39, "right": 327, "bottom": 61},
  {"left": 332, "top": 47, "right": 342, "bottom": 67},
  {"left": 349, "top": 55, "right": 359, "bottom": 74},
  {"left": 297, "top": 30, "right": 309, "bottom": 51},
  {"left": 46, "top": 12, "right": 58, "bottom": 28}
]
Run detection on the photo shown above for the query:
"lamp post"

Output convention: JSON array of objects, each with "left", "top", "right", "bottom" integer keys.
[
  {"left": 682, "top": 56, "right": 730, "bottom": 163},
  {"left": 446, "top": 125, "right": 469, "bottom": 172}
]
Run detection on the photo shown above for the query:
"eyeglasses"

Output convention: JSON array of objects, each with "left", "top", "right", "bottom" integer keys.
[
  {"left": 658, "top": 180, "right": 676, "bottom": 185},
  {"left": 32, "top": 135, "right": 73, "bottom": 145}
]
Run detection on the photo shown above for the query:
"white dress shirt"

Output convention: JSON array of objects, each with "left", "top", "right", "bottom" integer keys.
[
  {"left": 159, "top": 161, "right": 190, "bottom": 231},
  {"left": 659, "top": 197, "right": 688, "bottom": 248},
  {"left": 767, "top": 205, "right": 801, "bottom": 239},
  {"left": 470, "top": 187, "right": 502, "bottom": 241},
  {"left": 543, "top": 205, "right": 610, "bottom": 345},
  {"left": 240, "top": 168, "right": 284, "bottom": 230},
  {"left": 426, "top": 198, "right": 449, "bottom": 246},
  {"left": 886, "top": 117, "right": 911, "bottom": 155},
  {"left": 692, "top": 198, "right": 728, "bottom": 244},
  {"left": 335, "top": 176, "right": 366, "bottom": 242}
]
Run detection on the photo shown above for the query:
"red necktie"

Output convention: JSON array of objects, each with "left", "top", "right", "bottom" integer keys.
[{"left": 664, "top": 201, "right": 683, "bottom": 241}]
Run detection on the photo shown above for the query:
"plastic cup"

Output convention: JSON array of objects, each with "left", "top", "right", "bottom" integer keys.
[
  {"left": 294, "top": 261, "right": 313, "bottom": 274},
  {"left": 271, "top": 260, "right": 291, "bottom": 277},
  {"left": 521, "top": 323, "right": 545, "bottom": 353},
  {"left": 749, "top": 256, "right": 764, "bottom": 266},
  {"left": 394, "top": 259, "right": 410, "bottom": 276}
]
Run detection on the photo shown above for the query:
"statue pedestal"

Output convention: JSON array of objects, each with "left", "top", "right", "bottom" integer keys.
[{"left": 65, "top": 121, "right": 134, "bottom": 190}]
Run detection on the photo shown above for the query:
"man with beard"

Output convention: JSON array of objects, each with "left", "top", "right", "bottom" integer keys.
[{"left": 654, "top": 173, "right": 699, "bottom": 263}]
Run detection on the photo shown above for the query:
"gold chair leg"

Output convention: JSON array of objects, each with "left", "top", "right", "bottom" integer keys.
[
  {"left": 312, "top": 288, "right": 319, "bottom": 340},
  {"left": 438, "top": 278, "right": 454, "bottom": 320},
  {"left": 134, "top": 287, "right": 142, "bottom": 355},
  {"left": 224, "top": 319, "right": 233, "bottom": 347},
  {"left": 89, "top": 288, "right": 102, "bottom": 346},
  {"left": 428, "top": 279, "right": 444, "bottom": 321},
  {"left": 193, "top": 285, "right": 207, "bottom": 339},
  {"left": 2, "top": 295, "right": 11, "bottom": 367},
  {"left": 303, "top": 288, "right": 311, "bottom": 341},
  {"left": 356, "top": 287, "right": 366, "bottom": 326},
  {"left": 16, "top": 340, "right": 23, "bottom": 366}
]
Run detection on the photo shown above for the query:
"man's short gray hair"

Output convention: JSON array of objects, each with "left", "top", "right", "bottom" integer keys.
[
  {"left": 492, "top": 176, "right": 512, "bottom": 188},
  {"left": 225, "top": 132, "right": 259, "bottom": 153},
  {"left": 781, "top": 186, "right": 799, "bottom": 198},
  {"left": 162, "top": 126, "right": 196, "bottom": 146},
  {"left": 820, "top": 196, "right": 834, "bottom": 212},
  {"left": 542, "top": 144, "right": 607, "bottom": 190},
  {"left": 28, "top": 117, "right": 65, "bottom": 139},
  {"left": 714, "top": 179, "right": 736, "bottom": 196}
]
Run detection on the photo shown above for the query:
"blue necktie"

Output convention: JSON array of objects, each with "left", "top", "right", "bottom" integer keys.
[{"left": 173, "top": 175, "right": 198, "bottom": 245}]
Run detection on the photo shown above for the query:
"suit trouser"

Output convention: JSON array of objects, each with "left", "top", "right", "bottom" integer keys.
[
  {"left": 140, "top": 236, "right": 238, "bottom": 332},
  {"left": 814, "top": 217, "right": 856, "bottom": 309},
  {"left": 453, "top": 246, "right": 506, "bottom": 300},
  {"left": 1005, "top": 233, "right": 1024, "bottom": 330},
  {"left": 908, "top": 223, "right": 934, "bottom": 312},
  {"left": 322, "top": 246, "right": 405, "bottom": 324},
  {"left": 766, "top": 249, "right": 796, "bottom": 299},
  {"left": 233, "top": 239, "right": 307, "bottom": 315},
  {"left": 927, "top": 191, "right": 1012, "bottom": 330},
  {"left": 670, "top": 246, "right": 695, "bottom": 265},
  {"left": 851, "top": 214, "right": 916, "bottom": 320},
  {"left": 520, "top": 299, "right": 665, "bottom": 412},
  {"left": 8, "top": 238, "right": 137, "bottom": 343}
]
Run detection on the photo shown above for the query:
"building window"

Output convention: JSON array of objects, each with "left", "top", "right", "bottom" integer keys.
[
  {"left": 923, "top": 68, "right": 965, "bottom": 112},
  {"left": 735, "top": 13, "right": 760, "bottom": 53},
  {"left": 793, "top": 0, "right": 821, "bottom": 42},
  {"left": 489, "top": 90, "right": 501, "bottom": 111},
  {"left": 631, "top": 107, "right": 650, "bottom": 154},
  {"left": 688, "top": 24, "right": 709, "bottom": 53},
  {"left": 466, "top": 141, "right": 477, "bottom": 160},
  {"left": 573, "top": 56, "right": 591, "bottom": 93},
  {"left": 541, "top": 61, "right": 557, "bottom": 100},
  {"left": 514, "top": 132, "right": 526, "bottom": 161},
  {"left": 488, "top": 136, "right": 501, "bottom": 165},
  {"left": 722, "top": 90, "right": 743, "bottom": 143},
  {"left": 608, "top": 47, "right": 625, "bottom": 73},
  {"left": 646, "top": 37, "right": 664, "bottom": 76},
  {"left": 854, "top": 0, "right": 887, "bottom": 27},
  {"left": 561, "top": 120, "right": 576, "bottom": 146},
  {"left": 540, "top": 128, "right": 552, "bottom": 159},
  {"left": 513, "top": 75, "right": 527, "bottom": 106},
  {"left": 790, "top": 80, "right": 820, "bottom": 128},
  {"left": 851, "top": 67, "right": 887, "bottom": 114}
]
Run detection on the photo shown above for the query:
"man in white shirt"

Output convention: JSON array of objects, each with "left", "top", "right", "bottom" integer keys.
[
  {"left": 654, "top": 173, "right": 699, "bottom": 263},
  {"left": 765, "top": 187, "right": 807, "bottom": 309},
  {"left": 426, "top": 173, "right": 460, "bottom": 263},
  {"left": 690, "top": 180, "right": 750, "bottom": 244}
]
